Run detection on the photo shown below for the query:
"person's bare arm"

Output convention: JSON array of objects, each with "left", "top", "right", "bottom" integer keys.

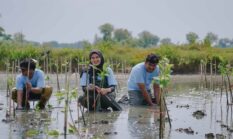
[
  {"left": 17, "top": 90, "right": 23, "bottom": 108},
  {"left": 138, "top": 83, "right": 154, "bottom": 106},
  {"left": 153, "top": 83, "right": 161, "bottom": 104}
]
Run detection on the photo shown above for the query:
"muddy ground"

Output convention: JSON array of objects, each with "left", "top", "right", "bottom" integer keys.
[{"left": 0, "top": 74, "right": 232, "bottom": 139}]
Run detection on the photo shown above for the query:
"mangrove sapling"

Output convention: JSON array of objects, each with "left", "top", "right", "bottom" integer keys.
[
  {"left": 64, "top": 59, "right": 70, "bottom": 136},
  {"left": 78, "top": 60, "right": 91, "bottom": 114},
  {"left": 92, "top": 64, "right": 97, "bottom": 111},
  {"left": 59, "top": 59, "right": 81, "bottom": 136},
  {"left": 5, "top": 61, "right": 10, "bottom": 97},
  {"left": 213, "top": 59, "right": 217, "bottom": 91},
  {"left": 210, "top": 60, "right": 213, "bottom": 90},
  {"left": 68, "top": 90, "right": 80, "bottom": 135},
  {"left": 76, "top": 65, "right": 86, "bottom": 125},
  {"left": 6, "top": 62, "right": 15, "bottom": 120},
  {"left": 25, "top": 58, "right": 31, "bottom": 110},
  {"left": 218, "top": 61, "right": 233, "bottom": 104},
  {"left": 203, "top": 59, "right": 208, "bottom": 88},
  {"left": 74, "top": 68, "right": 80, "bottom": 124},
  {"left": 55, "top": 60, "right": 61, "bottom": 92},
  {"left": 115, "top": 62, "right": 121, "bottom": 93},
  {"left": 200, "top": 59, "right": 208, "bottom": 88},
  {"left": 7, "top": 76, "right": 14, "bottom": 119},
  {"left": 200, "top": 60, "right": 204, "bottom": 89},
  {"left": 88, "top": 64, "right": 100, "bottom": 111},
  {"left": 220, "top": 75, "right": 224, "bottom": 102},
  {"left": 153, "top": 57, "right": 173, "bottom": 129},
  {"left": 90, "top": 63, "right": 110, "bottom": 111},
  {"left": 226, "top": 70, "right": 233, "bottom": 103}
]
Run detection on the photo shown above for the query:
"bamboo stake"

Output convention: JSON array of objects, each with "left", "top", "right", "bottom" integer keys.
[
  {"left": 64, "top": 60, "right": 69, "bottom": 136},
  {"left": 224, "top": 77, "right": 229, "bottom": 105},
  {"left": 164, "top": 90, "right": 172, "bottom": 127},
  {"left": 159, "top": 88, "right": 165, "bottom": 139},
  {"left": 56, "top": 59, "right": 60, "bottom": 92},
  {"left": 25, "top": 58, "right": 31, "bottom": 110},
  {"left": 204, "top": 62, "right": 208, "bottom": 88},
  {"left": 226, "top": 73, "right": 233, "bottom": 103}
]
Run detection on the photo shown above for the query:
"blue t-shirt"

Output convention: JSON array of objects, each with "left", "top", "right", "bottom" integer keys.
[
  {"left": 80, "top": 67, "right": 117, "bottom": 86},
  {"left": 16, "top": 69, "right": 45, "bottom": 90},
  {"left": 127, "top": 62, "right": 159, "bottom": 91}
]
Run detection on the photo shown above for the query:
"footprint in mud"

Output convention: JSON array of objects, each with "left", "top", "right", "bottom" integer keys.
[
  {"left": 192, "top": 110, "right": 206, "bottom": 119},
  {"left": 220, "top": 124, "right": 233, "bottom": 132},
  {"left": 205, "top": 133, "right": 225, "bottom": 139},
  {"left": 92, "top": 120, "right": 109, "bottom": 124},
  {"left": 176, "top": 104, "right": 189, "bottom": 109},
  {"left": 104, "top": 131, "right": 117, "bottom": 135},
  {"left": 0, "top": 103, "right": 3, "bottom": 110},
  {"left": 175, "top": 127, "right": 196, "bottom": 135}
]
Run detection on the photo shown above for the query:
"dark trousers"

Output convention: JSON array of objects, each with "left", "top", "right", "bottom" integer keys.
[{"left": 78, "top": 92, "right": 122, "bottom": 111}]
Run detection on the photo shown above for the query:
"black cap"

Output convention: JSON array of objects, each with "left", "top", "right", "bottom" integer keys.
[{"left": 145, "top": 53, "right": 160, "bottom": 64}]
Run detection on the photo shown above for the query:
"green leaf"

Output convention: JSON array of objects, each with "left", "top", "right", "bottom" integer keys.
[
  {"left": 25, "top": 129, "right": 39, "bottom": 137},
  {"left": 48, "top": 129, "right": 60, "bottom": 137}
]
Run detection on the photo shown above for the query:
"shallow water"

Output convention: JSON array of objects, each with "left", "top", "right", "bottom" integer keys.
[{"left": 0, "top": 73, "right": 232, "bottom": 139}]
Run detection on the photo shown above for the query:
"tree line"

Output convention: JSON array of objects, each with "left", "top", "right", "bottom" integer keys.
[
  {"left": 1, "top": 23, "right": 233, "bottom": 74},
  {"left": 1, "top": 23, "right": 233, "bottom": 48}
]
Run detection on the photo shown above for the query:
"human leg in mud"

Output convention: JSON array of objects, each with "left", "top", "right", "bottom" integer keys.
[
  {"left": 128, "top": 90, "right": 153, "bottom": 106},
  {"left": 12, "top": 86, "right": 52, "bottom": 109},
  {"left": 36, "top": 86, "right": 53, "bottom": 109},
  {"left": 100, "top": 93, "right": 122, "bottom": 111},
  {"left": 78, "top": 93, "right": 96, "bottom": 111}
]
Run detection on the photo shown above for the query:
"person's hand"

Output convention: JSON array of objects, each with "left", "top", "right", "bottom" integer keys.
[
  {"left": 96, "top": 87, "right": 110, "bottom": 95},
  {"left": 95, "top": 86, "right": 101, "bottom": 94},
  {"left": 87, "top": 84, "right": 95, "bottom": 91},
  {"left": 100, "top": 88, "right": 109, "bottom": 95}
]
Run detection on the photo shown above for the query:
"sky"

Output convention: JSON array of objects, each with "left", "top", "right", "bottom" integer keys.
[{"left": 0, "top": 0, "right": 233, "bottom": 43}]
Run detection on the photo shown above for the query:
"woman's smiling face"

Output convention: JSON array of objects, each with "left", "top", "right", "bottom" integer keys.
[{"left": 91, "top": 53, "right": 101, "bottom": 66}]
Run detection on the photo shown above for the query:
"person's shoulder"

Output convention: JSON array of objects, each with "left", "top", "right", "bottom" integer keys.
[
  {"left": 132, "top": 62, "right": 144, "bottom": 70},
  {"left": 35, "top": 69, "right": 45, "bottom": 75},
  {"left": 80, "top": 67, "right": 88, "bottom": 77},
  {"left": 16, "top": 74, "right": 23, "bottom": 79}
]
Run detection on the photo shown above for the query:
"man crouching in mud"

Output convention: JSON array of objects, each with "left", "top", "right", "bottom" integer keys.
[
  {"left": 12, "top": 59, "right": 52, "bottom": 110},
  {"left": 127, "top": 53, "right": 161, "bottom": 106}
]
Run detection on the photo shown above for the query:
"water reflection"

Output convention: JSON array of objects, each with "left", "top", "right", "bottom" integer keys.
[
  {"left": 6, "top": 110, "right": 51, "bottom": 139},
  {"left": 127, "top": 106, "right": 159, "bottom": 139}
]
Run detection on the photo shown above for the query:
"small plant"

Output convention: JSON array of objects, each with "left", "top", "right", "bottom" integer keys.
[
  {"left": 25, "top": 129, "right": 40, "bottom": 137},
  {"left": 218, "top": 60, "right": 233, "bottom": 104},
  {"left": 48, "top": 129, "right": 60, "bottom": 137},
  {"left": 153, "top": 57, "right": 172, "bottom": 89},
  {"left": 90, "top": 63, "right": 110, "bottom": 111},
  {"left": 153, "top": 57, "right": 173, "bottom": 137}
]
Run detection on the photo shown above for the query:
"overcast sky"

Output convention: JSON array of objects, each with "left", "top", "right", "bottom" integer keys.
[{"left": 0, "top": 0, "right": 233, "bottom": 43}]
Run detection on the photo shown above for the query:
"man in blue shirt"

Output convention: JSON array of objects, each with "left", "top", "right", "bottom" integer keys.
[
  {"left": 127, "top": 54, "right": 160, "bottom": 106},
  {"left": 13, "top": 59, "right": 52, "bottom": 109}
]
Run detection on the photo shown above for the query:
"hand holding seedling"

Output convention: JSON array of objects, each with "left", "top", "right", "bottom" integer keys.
[{"left": 95, "top": 87, "right": 110, "bottom": 95}]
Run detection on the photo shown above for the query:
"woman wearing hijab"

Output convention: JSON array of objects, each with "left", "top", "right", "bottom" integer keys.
[{"left": 79, "top": 50, "right": 122, "bottom": 111}]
